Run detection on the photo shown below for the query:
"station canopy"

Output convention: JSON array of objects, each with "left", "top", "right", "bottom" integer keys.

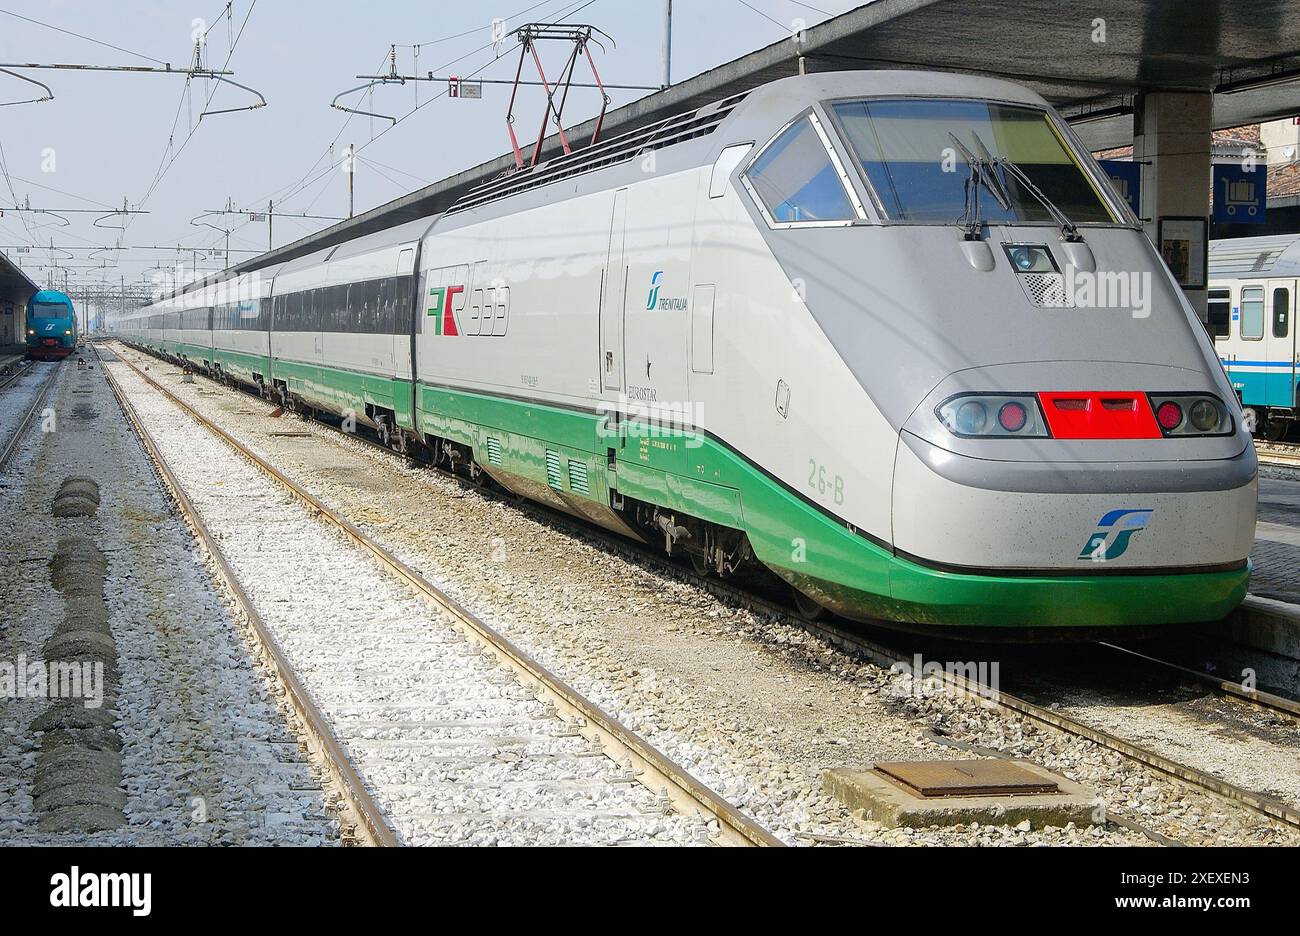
[
  {"left": 0, "top": 249, "right": 39, "bottom": 306},
  {"left": 233, "top": 0, "right": 1300, "bottom": 275}
]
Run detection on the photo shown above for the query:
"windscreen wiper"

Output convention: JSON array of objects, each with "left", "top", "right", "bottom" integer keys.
[
  {"left": 948, "top": 132, "right": 1009, "bottom": 240},
  {"left": 987, "top": 148, "right": 1083, "bottom": 242},
  {"left": 969, "top": 131, "right": 1013, "bottom": 211}
]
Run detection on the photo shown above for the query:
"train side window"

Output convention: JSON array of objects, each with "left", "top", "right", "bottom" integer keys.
[
  {"left": 1273, "top": 287, "right": 1290, "bottom": 339},
  {"left": 743, "top": 114, "right": 859, "bottom": 226},
  {"left": 1207, "top": 287, "right": 1230, "bottom": 339},
  {"left": 396, "top": 276, "right": 414, "bottom": 333},
  {"left": 1240, "top": 286, "right": 1264, "bottom": 340}
]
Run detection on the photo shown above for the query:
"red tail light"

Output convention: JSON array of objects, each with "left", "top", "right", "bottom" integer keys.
[
  {"left": 1155, "top": 401, "right": 1184, "bottom": 431},
  {"left": 998, "top": 401, "right": 1027, "bottom": 432}
]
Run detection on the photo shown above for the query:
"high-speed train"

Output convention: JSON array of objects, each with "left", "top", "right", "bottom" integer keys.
[
  {"left": 1209, "top": 233, "right": 1299, "bottom": 441},
  {"left": 115, "top": 71, "right": 1256, "bottom": 637}
]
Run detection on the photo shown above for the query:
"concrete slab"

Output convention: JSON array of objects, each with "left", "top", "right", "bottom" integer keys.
[{"left": 824, "top": 759, "right": 1101, "bottom": 830}]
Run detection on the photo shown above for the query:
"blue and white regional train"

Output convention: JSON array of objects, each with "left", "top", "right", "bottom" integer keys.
[
  {"left": 115, "top": 71, "right": 1257, "bottom": 637},
  {"left": 1209, "top": 233, "right": 1300, "bottom": 441},
  {"left": 25, "top": 289, "right": 78, "bottom": 360}
]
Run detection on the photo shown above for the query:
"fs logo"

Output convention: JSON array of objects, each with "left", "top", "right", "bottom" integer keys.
[
  {"left": 1078, "top": 508, "right": 1153, "bottom": 561},
  {"left": 427, "top": 284, "right": 464, "bottom": 336},
  {"left": 646, "top": 271, "right": 663, "bottom": 310},
  {"left": 44, "top": 323, "right": 56, "bottom": 332}
]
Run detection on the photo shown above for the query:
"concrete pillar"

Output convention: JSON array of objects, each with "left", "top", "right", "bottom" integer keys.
[{"left": 1132, "top": 91, "right": 1213, "bottom": 322}]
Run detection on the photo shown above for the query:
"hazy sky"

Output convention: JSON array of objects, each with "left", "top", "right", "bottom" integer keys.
[{"left": 0, "top": 0, "right": 862, "bottom": 296}]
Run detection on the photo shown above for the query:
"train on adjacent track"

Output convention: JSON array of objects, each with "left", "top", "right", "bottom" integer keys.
[
  {"left": 114, "top": 70, "right": 1257, "bottom": 638},
  {"left": 1209, "top": 233, "right": 1300, "bottom": 441},
  {"left": 25, "top": 289, "right": 78, "bottom": 360}
]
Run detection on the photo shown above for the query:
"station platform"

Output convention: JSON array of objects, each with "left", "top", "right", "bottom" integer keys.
[
  {"left": 0, "top": 345, "right": 26, "bottom": 369},
  {"left": 1253, "top": 476, "right": 1300, "bottom": 605}
]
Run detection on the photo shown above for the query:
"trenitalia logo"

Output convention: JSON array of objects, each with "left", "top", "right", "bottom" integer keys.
[
  {"left": 1078, "top": 508, "right": 1153, "bottom": 561},
  {"left": 645, "top": 271, "right": 687, "bottom": 311},
  {"left": 645, "top": 271, "right": 663, "bottom": 310}
]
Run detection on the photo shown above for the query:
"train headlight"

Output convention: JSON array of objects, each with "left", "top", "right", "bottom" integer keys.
[
  {"left": 1147, "top": 394, "right": 1232, "bottom": 436},
  {"left": 955, "top": 401, "right": 987, "bottom": 434},
  {"left": 1189, "top": 399, "right": 1219, "bottom": 432},
  {"left": 64, "top": 329, "right": 72, "bottom": 336},
  {"left": 1002, "top": 244, "right": 1057, "bottom": 274},
  {"left": 26, "top": 328, "right": 34, "bottom": 336},
  {"left": 938, "top": 394, "right": 1049, "bottom": 438}
]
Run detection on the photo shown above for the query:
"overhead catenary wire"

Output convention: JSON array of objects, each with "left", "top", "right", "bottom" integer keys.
[
  {"left": 133, "top": 1, "right": 260, "bottom": 214},
  {"left": 0, "top": 7, "right": 169, "bottom": 65},
  {"left": 260, "top": 0, "right": 594, "bottom": 217}
]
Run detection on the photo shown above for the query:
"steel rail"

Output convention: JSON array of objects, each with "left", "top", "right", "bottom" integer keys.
[
  {"left": 108, "top": 341, "right": 1300, "bottom": 835},
  {"left": 0, "top": 360, "right": 58, "bottom": 472},
  {"left": 96, "top": 346, "right": 399, "bottom": 847},
  {"left": 1097, "top": 639, "right": 1300, "bottom": 719},
  {"left": 105, "top": 344, "right": 782, "bottom": 848},
  {"left": 1256, "top": 440, "right": 1300, "bottom": 467},
  {"left": 0, "top": 358, "right": 34, "bottom": 392}
]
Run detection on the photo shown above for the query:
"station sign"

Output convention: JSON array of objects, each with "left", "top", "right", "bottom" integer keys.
[
  {"left": 1212, "top": 163, "right": 1266, "bottom": 224},
  {"left": 1098, "top": 160, "right": 1141, "bottom": 215}
]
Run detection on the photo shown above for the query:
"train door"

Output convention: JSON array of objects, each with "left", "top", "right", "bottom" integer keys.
[
  {"left": 1266, "top": 279, "right": 1297, "bottom": 412},
  {"left": 600, "top": 188, "right": 628, "bottom": 393},
  {"left": 1237, "top": 283, "right": 1266, "bottom": 410},
  {"left": 394, "top": 247, "right": 416, "bottom": 428}
]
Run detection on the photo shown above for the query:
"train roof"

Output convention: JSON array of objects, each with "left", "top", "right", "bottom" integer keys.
[
  {"left": 215, "top": 69, "right": 1050, "bottom": 277},
  {"left": 140, "top": 68, "right": 1059, "bottom": 306},
  {"left": 1209, "top": 234, "right": 1300, "bottom": 279},
  {"left": 30, "top": 289, "right": 73, "bottom": 305}
]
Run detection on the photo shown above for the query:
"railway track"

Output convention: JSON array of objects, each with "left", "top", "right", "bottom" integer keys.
[
  {"left": 1256, "top": 440, "right": 1300, "bottom": 468},
  {"left": 0, "top": 359, "right": 58, "bottom": 473},
  {"left": 99, "top": 344, "right": 783, "bottom": 848},
  {"left": 0, "top": 358, "right": 34, "bottom": 392},
  {"left": 105, "top": 341, "right": 1300, "bottom": 840}
]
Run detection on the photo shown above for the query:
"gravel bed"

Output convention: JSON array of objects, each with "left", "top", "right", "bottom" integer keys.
[
  {"left": 0, "top": 361, "right": 55, "bottom": 452},
  {"left": 0, "top": 356, "right": 337, "bottom": 845},
  {"left": 108, "top": 344, "right": 1300, "bottom": 846},
  {"left": 107, "top": 357, "right": 704, "bottom": 846},
  {"left": 1260, "top": 463, "right": 1300, "bottom": 484}
]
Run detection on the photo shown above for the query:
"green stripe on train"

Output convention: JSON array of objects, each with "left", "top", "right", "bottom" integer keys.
[{"left": 413, "top": 381, "right": 1249, "bottom": 629}]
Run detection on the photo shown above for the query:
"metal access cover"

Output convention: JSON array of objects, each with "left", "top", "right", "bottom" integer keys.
[{"left": 874, "top": 760, "right": 1059, "bottom": 798}]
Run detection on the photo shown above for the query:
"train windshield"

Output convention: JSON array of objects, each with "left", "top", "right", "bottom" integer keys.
[
  {"left": 830, "top": 98, "right": 1116, "bottom": 225},
  {"left": 31, "top": 302, "right": 71, "bottom": 318}
]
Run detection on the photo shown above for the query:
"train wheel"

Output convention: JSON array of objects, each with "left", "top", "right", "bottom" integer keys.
[
  {"left": 689, "top": 550, "right": 712, "bottom": 577},
  {"left": 791, "top": 587, "right": 830, "bottom": 621},
  {"left": 1262, "top": 417, "right": 1291, "bottom": 442}
]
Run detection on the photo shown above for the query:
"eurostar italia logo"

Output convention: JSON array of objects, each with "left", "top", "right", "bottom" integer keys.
[
  {"left": 1078, "top": 508, "right": 1153, "bottom": 561},
  {"left": 428, "top": 284, "right": 464, "bottom": 336}
]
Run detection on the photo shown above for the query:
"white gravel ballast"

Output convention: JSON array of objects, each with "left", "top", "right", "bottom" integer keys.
[
  {"left": 0, "top": 357, "right": 336, "bottom": 845},
  {"left": 106, "top": 359, "right": 707, "bottom": 846}
]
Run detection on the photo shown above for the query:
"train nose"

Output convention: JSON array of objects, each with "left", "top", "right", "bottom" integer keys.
[{"left": 892, "top": 361, "right": 1257, "bottom": 573}]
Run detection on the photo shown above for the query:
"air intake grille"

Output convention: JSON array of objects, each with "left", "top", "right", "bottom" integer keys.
[
  {"left": 447, "top": 93, "right": 748, "bottom": 215},
  {"left": 545, "top": 450, "right": 562, "bottom": 490},
  {"left": 567, "top": 459, "right": 590, "bottom": 496},
  {"left": 485, "top": 437, "right": 502, "bottom": 466},
  {"left": 1018, "top": 272, "right": 1072, "bottom": 309}
]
